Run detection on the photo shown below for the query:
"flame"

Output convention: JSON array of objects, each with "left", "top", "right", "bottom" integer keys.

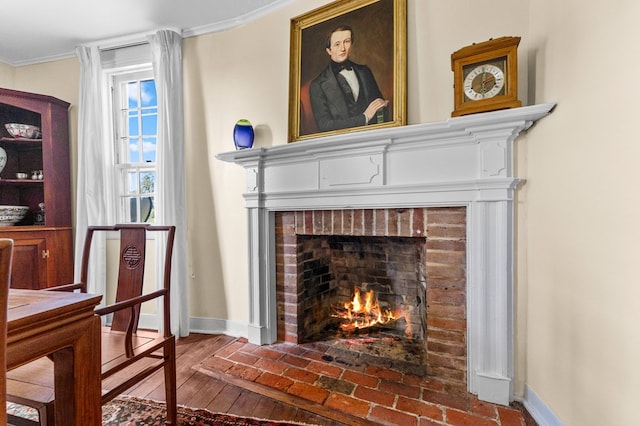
[{"left": 332, "top": 287, "right": 398, "bottom": 332}]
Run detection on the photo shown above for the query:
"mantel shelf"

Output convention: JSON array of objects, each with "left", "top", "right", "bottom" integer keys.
[
  {"left": 217, "top": 103, "right": 556, "bottom": 166},
  {"left": 217, "top": 103, "right": 555, "bottom": 211}
]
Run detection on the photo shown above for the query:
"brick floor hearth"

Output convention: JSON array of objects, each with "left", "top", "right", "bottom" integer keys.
[{"left": 193, "top": 336, "right": 535, "bottom": 426}]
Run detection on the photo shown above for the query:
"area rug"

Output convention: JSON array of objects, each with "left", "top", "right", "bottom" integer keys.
[{"left": 7, "top": 396, "right": 318, "bottom": 426}]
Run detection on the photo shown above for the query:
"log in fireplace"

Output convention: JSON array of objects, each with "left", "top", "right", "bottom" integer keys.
[{"left": 217, "top": 103, "right": 555, "bottom": 405}]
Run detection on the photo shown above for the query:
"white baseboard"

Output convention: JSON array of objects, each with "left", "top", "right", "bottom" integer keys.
[
  {"left": 188, "top": 316, "right": 248, "bottom": 339},
  {"left": 518, "top": 384, "right": 564, "bottom": 426},
  {"left": 135, "top": 313, "right": 248, "bottom": 338},
  {"left": 476, "top": 373, "right": 512, "bottom": 406}
]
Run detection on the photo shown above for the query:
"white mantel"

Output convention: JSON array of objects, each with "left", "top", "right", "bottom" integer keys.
[{"left": 217, "top": 103, "right": 556, "bottom": 405}]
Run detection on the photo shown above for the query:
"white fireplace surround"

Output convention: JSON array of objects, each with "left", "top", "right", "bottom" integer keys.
[{"left": 217, "top": 103, "right": 555, "bottom": 405}]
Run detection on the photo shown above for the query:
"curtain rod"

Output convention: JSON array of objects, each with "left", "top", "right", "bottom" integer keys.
[
  {"left": 82, "top": 28, "right": 182, "bottom": 52},
  {"left": 99, "top": 40, "right": 149, "bottom": 53}
]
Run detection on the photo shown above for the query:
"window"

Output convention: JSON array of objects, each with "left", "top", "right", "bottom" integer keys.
[{"left": 110, "top": 68, "right": 157, "bottom": 223}]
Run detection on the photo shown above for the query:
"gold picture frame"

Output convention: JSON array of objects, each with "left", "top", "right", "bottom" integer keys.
[{"left": 288, "top": 0, "right": 407, "bottom": 142}]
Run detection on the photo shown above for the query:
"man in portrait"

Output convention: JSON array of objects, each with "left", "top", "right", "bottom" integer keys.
[{"left": 308, "top": 25, "right": 389, "bottom": 133}]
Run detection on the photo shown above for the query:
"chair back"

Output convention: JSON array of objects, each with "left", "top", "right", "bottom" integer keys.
[
  {"left": 81, "top": 224, "right": 175, "bottom": 333},
  {"left": 300, "top": 79, "right": 319, "bottom": 135},
  {"left": 0, "top": 238, "right": 14, "bottom": 426}
]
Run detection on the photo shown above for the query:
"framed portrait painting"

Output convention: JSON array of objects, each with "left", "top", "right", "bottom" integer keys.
[{"left": 288, "top": 0, "right": 407, "bottom": 142}]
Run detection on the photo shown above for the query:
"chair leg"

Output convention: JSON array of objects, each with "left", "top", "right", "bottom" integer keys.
[
  {"left": 42, "top": 402, "right": 54, "bottom": 426},
  {"left": 163, "top": 339, "right": 177, "bottom": 426}
]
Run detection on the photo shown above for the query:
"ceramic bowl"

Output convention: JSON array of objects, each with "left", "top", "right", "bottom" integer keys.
[
  {"left": 15, "top": 172, "right": 28, "bottom": 179},
  {"left": 0, "top": 205, "right": 29, "bottom": 225},
  {"left": 5, "top": 123, "right": 42, "bottom": 139}
]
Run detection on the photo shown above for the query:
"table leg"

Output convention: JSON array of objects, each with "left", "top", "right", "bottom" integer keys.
[{"left": 52, "top": 315, "right": 101, "bottom": 425}]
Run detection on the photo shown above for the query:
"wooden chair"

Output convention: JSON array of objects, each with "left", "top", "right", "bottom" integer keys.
[
  {"left": 0, "top": 239, "right": 14, "bottom": 426},
  {"left": 6, "top": 225, "right": 177, "bottom": 426}
]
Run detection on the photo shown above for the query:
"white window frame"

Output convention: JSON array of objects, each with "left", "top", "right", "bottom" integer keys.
[{"left": 107, "top": 66, "right": 158, "bottom": 224}]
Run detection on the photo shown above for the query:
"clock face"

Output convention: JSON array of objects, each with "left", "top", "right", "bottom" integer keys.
[{"left": 463, "top": 63, "right": 505, "bottom": 101}]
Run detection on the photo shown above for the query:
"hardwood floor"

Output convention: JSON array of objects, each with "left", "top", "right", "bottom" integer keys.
[
  {"left": 8, "top": 331, "right": 535, "bottom": 425},
  {"left": 123, "top": 333, "right": 345, "bottom": 425},
  {"left": 119, "top": 332, "right": 537, "bottom": 425}
]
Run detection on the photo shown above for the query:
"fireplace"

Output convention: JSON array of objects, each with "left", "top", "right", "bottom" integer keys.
[
  {"left": 275, "top": 207, "right": 467, "bottom": 385},
  {"left": 217, "top": 103, "right": 555, "bottom": 405}
]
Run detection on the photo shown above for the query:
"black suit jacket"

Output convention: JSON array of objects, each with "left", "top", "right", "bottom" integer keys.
[{"left": 309, "top": 62, "right": 386, "bottom": 132}]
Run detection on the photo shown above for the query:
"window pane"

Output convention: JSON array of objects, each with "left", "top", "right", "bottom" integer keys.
[
  {"left": 140, "top": 80, "right": 157, "bottom": 107},
  {"left": 128, "top": 139, "right": 140, "bottom": 163},
  {"left": 127, "top": 171, "right": 138, "bottom": 194},
  {"left": 141, "top": 196, "right": 154, "bottom": 223},
  {"left": 128, "top": 116, "right": 139, "bottom": 137},
  {"left": 142, "top": 138, "right": 156, "bottom": 162},
  {"left": 140, "top": 171, "right": 155, "bottom": 194},
  {"left": 141, "top": 115, "right": 157, "bottom": 135},
  {"left": 127, "top": 197, "right": 138, "bottom": 222},
  {"left": 127, "top": 82, "right": 139, "bottom": 108}
]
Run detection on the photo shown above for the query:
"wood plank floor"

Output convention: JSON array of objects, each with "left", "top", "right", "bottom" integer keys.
[{"left": 123, "top": 332, "right": 345, "bottom": 425}]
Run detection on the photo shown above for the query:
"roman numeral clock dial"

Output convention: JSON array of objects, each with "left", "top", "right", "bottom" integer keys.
[
  {"left": 463, "top": 64, "right": 505, "bottom": 100},
  {"left": 451, "top": 36, "right": 521, "bottom": 117}
]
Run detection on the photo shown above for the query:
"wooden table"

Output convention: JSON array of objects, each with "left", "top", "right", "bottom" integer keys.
[{"left": 7, "top": 289, "right": 102, "bottom": 425}]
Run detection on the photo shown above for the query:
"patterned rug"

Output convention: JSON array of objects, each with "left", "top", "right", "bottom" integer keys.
[{"left": 7, "top": 396, "right": 318, "bottom": 426}]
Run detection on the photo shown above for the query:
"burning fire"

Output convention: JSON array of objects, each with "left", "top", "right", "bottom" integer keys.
[{"left": 332, "top": 287, "right": 398, "bottom": 332}]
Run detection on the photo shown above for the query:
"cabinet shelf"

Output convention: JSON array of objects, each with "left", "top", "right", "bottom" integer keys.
[
  {"left": 1, "top": 137, "right": 42, "bottom": 143},
  {"left": 0, "top": 179, "right": 44, "bottom": 185},
  {"left": 0, "top": 137, "right": 42, "bottom": 151}
]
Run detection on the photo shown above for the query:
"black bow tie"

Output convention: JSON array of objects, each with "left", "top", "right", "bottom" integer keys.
[{"left": 332, "top": 61, "right": 353, "bottom": 73}]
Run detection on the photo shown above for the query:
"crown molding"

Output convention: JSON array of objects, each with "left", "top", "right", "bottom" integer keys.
[
  {"left": 182, "top": 0, "right": 296, "bottom": 38},
  {"left": 5, "top": 0, "right": 296, "bottom": 67}
]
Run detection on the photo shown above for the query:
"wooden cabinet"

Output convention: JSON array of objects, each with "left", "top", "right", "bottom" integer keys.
[
  {"left": 0, "top": 227, "right": 73, "bottom": 289},
  {"left": 0, "top": 88, "right": 72, "bottom": 289}
]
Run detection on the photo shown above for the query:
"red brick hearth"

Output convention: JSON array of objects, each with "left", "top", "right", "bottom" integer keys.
[{"left": 195, "top": 335, "right": 531, "bottom": 425}]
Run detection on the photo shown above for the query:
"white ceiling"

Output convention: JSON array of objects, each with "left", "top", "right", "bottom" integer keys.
[{"left": 0, "top": 0, "right": 292, "bottom": 66}]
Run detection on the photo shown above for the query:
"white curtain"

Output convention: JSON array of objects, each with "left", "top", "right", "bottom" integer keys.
[
  {"left": 148, "top": 30, "right": 189, "bottom": 336},
  {"left": 75, "top": 32, "right": 189, "bottom": 336},
  {"left": 74, "top": 46, "right": 113, "bottom": 298}
]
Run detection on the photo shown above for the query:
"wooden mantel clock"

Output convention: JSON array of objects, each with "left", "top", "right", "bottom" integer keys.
[{"left": 451, "top": 36, "right": 521, "bottom": 117}]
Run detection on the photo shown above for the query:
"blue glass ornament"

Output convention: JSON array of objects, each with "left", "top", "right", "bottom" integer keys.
[{"left": 233, "top": 119, "right": 254, "bottom": 150}]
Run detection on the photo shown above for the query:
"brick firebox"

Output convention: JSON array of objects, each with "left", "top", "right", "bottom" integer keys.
[{"left": 275, "top": 207, "right": 467, "bottom": 388}]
